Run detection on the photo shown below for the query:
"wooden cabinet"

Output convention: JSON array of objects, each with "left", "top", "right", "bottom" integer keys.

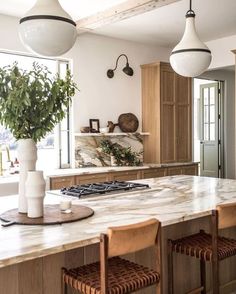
[
  {"left": 141, "top": 62, "right": 192, "bottom": 164},
  {"left": 75, "top": 173, "right": 108, "bottom": 185},
  {"left": 49, "top": 164, "right": 198, "bottom": 189},
  {"left": 50, "top": 176, "right": 75, "bottom": 190}
]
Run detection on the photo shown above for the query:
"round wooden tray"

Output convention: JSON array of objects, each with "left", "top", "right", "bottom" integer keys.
[{"left": 0, "top": 204, "right": 94, "bottom": 226}]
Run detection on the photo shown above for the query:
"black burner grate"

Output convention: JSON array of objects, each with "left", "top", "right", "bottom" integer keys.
[{"left": 60, "top": 181, "right": 149, "bottom": 198}]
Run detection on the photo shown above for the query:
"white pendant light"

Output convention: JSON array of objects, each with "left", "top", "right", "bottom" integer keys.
[
  {"left": 170, "top": 0, "right": 212, "bottom": 77},
  {"left": 19, "top": 0, "right": 77, "bottom": 57}
]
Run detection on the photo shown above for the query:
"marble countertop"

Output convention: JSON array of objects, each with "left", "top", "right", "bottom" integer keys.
[{"left": 0, "top": 174, "right": 229, "bottom": 269}]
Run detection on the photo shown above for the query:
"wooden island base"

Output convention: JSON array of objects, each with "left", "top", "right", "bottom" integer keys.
[{"left": 1, "top": 216, "right": 236, "bottom": 294}]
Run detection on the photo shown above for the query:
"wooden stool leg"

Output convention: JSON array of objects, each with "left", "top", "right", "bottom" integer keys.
[
  {"left": 168, "top": 239, "right": 174, "bottom": 294},
  {"left": 61, "top": 268, "right": 67, "bottom": 294},
  {"left": 212, "top": 259, "right": 219, "bottom": 294},
  {"left": 200, "top": 260, "right": 206, "bottom": 294}
]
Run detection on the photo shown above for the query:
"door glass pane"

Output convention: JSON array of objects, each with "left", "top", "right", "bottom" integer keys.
[
  {"left": 204, "top": 124, "right": 209, "bottom": 141},
  {"left": 210, "top": 87, "right": 215, "bottom": 103},
  {"left": 204, "top": 106, "right": 209, "bottom": 123},
  {"left": 210, "top": 123, "right": 215, "bottom": 141},
  {"left": 204, "top": 88, "right": 209, "bottom": 105},
  {"left": 210, "top": 105, "right": 215, "bottom": 123}
]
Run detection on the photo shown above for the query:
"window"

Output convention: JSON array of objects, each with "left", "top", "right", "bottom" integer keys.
[{"left": 0, "top": 51, "right": 71, "bottom": 172}]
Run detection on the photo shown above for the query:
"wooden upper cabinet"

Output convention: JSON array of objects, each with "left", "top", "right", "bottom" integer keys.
[{"left": 141, "top": 62, "right": 192, "bottom": 164}]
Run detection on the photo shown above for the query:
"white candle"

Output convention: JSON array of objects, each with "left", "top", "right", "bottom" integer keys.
[{"left": 60, "top": 199, "right": 71, "bottom": 211}]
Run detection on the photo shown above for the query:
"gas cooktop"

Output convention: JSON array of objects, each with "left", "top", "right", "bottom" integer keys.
[{"left": 60, "top": 181, "right": 149, "bottom": 198}]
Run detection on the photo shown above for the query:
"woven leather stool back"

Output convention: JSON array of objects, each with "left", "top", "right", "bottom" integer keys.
[
  {"left": 217, "top": 202, "right": 236, "bottom": 229},
  {"left": 107, "top": 218, "right": 160, "bottom": 257}
]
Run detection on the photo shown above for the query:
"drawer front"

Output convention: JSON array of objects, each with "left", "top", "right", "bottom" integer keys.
[
  {"left": 50, "top": 176, "right": 75, "bottom": 190},
  {"left": 167, "top": 167, "right": 182, "bottom": 176},
  {"left": 75, "top": 173, "right": 108, "bottom": 185},
  {"left": 111, "top": 171, "right": 139, "bottom": 181},
  {"left": 182, "top": 165, "right": 198, "bottom": 176},
  {"left": 143, "top": 168, "right": 166, "bottom": 179}
]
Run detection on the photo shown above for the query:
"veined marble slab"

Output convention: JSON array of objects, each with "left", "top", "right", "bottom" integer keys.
[
  {"left": 75, "top": 133, "right": 143, "bottom": 167},
  {"left": 0, "top": 175, "right": 236, "bottom": 268}
]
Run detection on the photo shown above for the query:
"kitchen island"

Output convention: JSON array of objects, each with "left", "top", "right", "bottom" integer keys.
[{"left": 0, "top": 175, "right": 236, "bottom": 294}]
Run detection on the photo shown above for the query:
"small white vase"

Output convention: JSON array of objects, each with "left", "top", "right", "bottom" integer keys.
[
  {"left": 110, "top": 155, "right": 117, "bottom": 167},
  {"left": 18, "top": 139, "right": 37, "bottom": 213},
  {"left": 25, "top": 171, "right": 46, "bottom": 218}
]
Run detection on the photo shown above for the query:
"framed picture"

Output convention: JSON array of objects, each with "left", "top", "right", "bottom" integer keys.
[{"left": 89, "top": 119, "right": 100, "bottom": 133}]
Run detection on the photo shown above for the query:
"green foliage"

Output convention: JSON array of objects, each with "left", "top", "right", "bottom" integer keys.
[
  {"left": 0, "top": 62, "right": 78, "bottom": 142},
  {"left": 100, "top": 139, "right": 141, "bottom": 166}
]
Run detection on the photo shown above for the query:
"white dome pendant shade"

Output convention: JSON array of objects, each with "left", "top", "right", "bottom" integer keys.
[
  {"left": 19, "top": 0, "right": 77, "bottom": 57},
  {"left": 170, "top": 0, "right": 212, "bottom": 77}
]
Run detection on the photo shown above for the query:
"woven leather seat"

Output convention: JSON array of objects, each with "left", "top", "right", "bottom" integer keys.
[
  {"left": 63, "top": 256, "right": 160, "bottom": 294},
  {"left": 171, "top": 230, "right": 236, "bottom": 261}
]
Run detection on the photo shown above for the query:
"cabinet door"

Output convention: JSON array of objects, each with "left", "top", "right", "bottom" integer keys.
[
  {"left": 75, "top": 173, "right": 108, "bottom": 185},
  {"left": 182, "top": 165, "right": 198, "bottom": 176},
  {"left": 175, "top": 75, "right": 192, "bottom": 162},
  {"left": 50, "top": 176, "right": 75, "bottom": 190},
  {"left": 167, "top": 167, "right": 182, "bottom": 176},
  {"left": 143, "top": 168, "right": 166, "bottom": 179},
  {"left": 160, "top": 64, "right": 176, "bottom": 163},
  {"left": 111, "top": 171, "right": 139, "bottom": 181}
]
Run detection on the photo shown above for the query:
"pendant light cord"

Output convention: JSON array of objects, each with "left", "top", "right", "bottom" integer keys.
[{"left": 186, "top": 0, "right": 195, "bottom": 17}]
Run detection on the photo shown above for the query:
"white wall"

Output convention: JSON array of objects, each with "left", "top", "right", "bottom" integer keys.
[
  {"left": 68, "top": 34, "right": 171, "bottom": 132},
  {"left": 200, "top": 69, "right": 235, "bottom": 179}
]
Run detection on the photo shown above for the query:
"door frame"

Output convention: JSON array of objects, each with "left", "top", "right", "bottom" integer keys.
[{"left": 193, "top": 78, "right": 224, "bottom": 178}]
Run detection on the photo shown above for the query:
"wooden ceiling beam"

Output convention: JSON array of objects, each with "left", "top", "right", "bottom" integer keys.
[{"left": 76, "top": 0, "right": 181, "bottom": 32}]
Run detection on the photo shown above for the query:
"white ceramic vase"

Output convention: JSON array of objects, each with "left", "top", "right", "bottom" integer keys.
[
  {"left": 25, "top": 171, "right": 46, "bottom": 218},
  {"left": 18, "top": 139, "right": 37, "bottom": 213},
  {"left": 110, "top": 155, "right": 117, "bottom": 167}
]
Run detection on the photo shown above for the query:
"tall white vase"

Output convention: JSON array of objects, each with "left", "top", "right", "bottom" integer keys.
[
  {"left": 18, "top": 139, "right": 37, "bottom": 213},
  {"left": 26, "top": 171, "right": 46, "bottom": 218}
]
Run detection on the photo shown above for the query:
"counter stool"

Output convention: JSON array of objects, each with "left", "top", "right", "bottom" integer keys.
[
  {"left": 62, "top": 218, "right": 162, "bottom": 294},
  {"left": 168, "top": 203, "right": 236, "bottom": 294}
]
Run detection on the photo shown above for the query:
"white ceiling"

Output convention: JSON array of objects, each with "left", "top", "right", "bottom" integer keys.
[
  {"left": 94, "top": 0, "right": 236, "bottom": 47},
  {"left": 0, "top": 0, "right": 236, "bottom": 47}
]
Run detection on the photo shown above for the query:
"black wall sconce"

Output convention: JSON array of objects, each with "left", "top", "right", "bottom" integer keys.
[{"left": 107, "top": 54, "right": 134, "bottom": 78}]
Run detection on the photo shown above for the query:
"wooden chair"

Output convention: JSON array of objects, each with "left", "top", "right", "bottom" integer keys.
[
  {"left": 62, "top": 218, "right": 162, "bottom": 294},
  {"left": 168, "top": 203, "right": 236, "bottom": 294}
]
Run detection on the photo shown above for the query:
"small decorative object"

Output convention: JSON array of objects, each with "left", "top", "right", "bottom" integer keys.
[
  {"left": 100, "top": 127, "right": 109, "bottom": 133},
  {"left": 60, "top": 199, "right": 72, "bottom": 211},
  {"left": 19, "top": 0, "right": 77, "bottom": 57},
  {"left": 170, "top": 0, "right": 212, "bottom": 77},
  {"left": 100, "top": 139, "right": 141, "bottom": 166},
  {"left": 118, "top": 113, "right": 139, "bottom": 132},
  {"left": 80, "top": 126, "right": 91, "bottom": 133},
  {"left": 0, "top": 63, "right": 77, "bottom": 213},
  {"left": 18, "top": 139, "right": 37, "bottom": 213},
  {"left": 107, "top": 121, "right": 118, "bottom": 133},
  {"left": 107, "top": 54, "right": 134, "bottom": 78},
  {"left": 110, "top": 155, "right": 117, "bottom": 166},
  {"left": 89, "top": 119, "right": 100, "bottom": 133},
  {"left": 25, "top": 171, "right": 46, "bottom": 218}
]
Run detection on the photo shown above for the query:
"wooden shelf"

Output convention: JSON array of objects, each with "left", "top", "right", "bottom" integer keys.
[{"left": 74, "top": 132, "right": 150, "bottom": 137}]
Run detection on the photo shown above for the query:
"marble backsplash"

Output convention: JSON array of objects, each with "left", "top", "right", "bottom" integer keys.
[{"left": 75, "top": 134, "right": 144, "bottom": 167}]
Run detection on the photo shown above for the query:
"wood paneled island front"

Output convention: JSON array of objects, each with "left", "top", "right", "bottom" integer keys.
[{"left": 0, "top": 176, "right": 236, "bottom": 294}]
